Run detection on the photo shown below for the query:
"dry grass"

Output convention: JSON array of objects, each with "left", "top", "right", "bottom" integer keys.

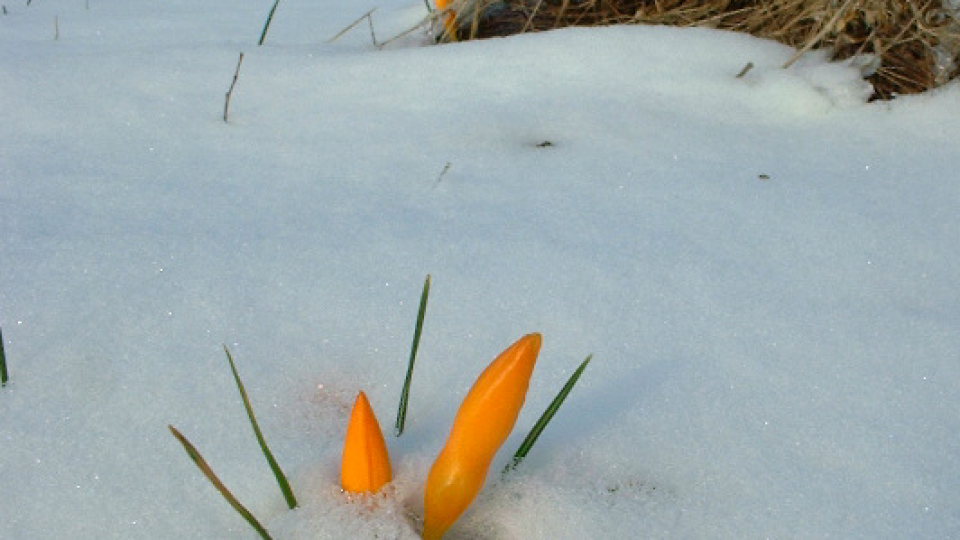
[{"left": 440, "top": 0, "right": 960, "bottom": 99}]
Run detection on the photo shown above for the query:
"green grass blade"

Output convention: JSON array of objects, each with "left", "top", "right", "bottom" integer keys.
[
  {"left": 168, "top": 425, "right": 275, "bottom": 540},
  {"left": 505, "top": 354, "right": 592, "bottom": 473},
  {"left": 395, "top": 274, "right": 431, "bottom": 437},
  {"left": 258, "top": 0, "right": 280, "bottom": 46},
  {"left": 0, "top": 326, "right": 8, "bottom": 387},
  {"left": 224, "top": 346, "right": 298, "bottom": 509}
]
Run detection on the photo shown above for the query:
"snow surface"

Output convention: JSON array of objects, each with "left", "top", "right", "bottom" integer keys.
[{"left": 2, "top": 1, "right": 960, "bottom": 539}]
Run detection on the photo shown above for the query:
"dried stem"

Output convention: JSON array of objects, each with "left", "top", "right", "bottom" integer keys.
[
  {"left": 327, "top": 8, "right": 378, "bottom": 44},
  {"left": 0, "top": 326, "right": 8, "bottom": 387},
  {"left": 223, "top": 52, "right": 244, "bottom": 123}
]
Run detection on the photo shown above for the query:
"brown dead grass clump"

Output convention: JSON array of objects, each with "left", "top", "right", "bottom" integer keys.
[{"left": 440, "top": 0, "right": 960, "bottom": 99}]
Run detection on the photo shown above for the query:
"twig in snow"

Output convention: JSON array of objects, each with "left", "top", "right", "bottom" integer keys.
[
  {"left": 1, "top": 326, "right": 8, "bottom": 387},
  {"left": 378, "top": 15, "right": 434, "bottom": 49},
  {"left": 434, "top": 162, "right": 452, "bottom": 185},
  {"left": 328, "top": 9, "right": 437, "bottom": 49},
  {"left": 258, "top": 0, "right": 280, "bottom": 46},
  {"left": 736, "top": 62, "right": 754, "bottom": 78},
  {"left": 327, "top": 8, "right": 378, "bottom": 45},
  {"left": 223, "top": 52, "right": 244, "bottom": 123},
  {"left": 366, "top": 11, "right": 379, "bottom": 46}
]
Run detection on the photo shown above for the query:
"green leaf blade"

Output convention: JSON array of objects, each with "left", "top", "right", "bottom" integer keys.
[
  {"left": 506, "top": 354, "right": 592, "bottom": 473},
  {"left": 258, "top": 0, "right": 281, "bottom": 46},
  {"left": 224, "top": 346, "right": 298, "bottom": 509},
  {"left": 168, "top": 425, "right": 275, "bottom": 540},
  {"left": 395, "top": 274, "right": 431, "bottom": 437}
]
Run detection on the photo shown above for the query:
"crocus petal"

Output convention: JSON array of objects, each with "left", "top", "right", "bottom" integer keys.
[
  {"left": 340, "top": 391, "right": 392, "bottom": 494},
  {"left": 423, "top": 333, "right": 542, "bottom": 539}
]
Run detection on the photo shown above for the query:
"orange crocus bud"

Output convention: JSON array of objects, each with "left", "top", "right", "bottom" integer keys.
[
  {"left": 340, "top": 391, "right": 392, "bottom": 494},
  {"left": 433, "top": 0, "right": 457, "bottom": 39},
  {"left": 422, "top": 333, "right": 542, "bottom": 540}
]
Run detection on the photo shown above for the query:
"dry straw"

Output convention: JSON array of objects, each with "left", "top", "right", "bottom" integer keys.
[{"left": 440, "top": 0, "right": 960, "bottom": 98}]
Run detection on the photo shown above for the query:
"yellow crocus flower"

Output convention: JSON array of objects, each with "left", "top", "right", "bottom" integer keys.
[
  {"left": 422, "top": 333, "right": 542, "bottom": 539},
  {"left": 340, "top": 391, "right": 392, "bottom": 494}
]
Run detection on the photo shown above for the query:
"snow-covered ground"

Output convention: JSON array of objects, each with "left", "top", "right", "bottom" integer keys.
[{"left": 2, "top": 1, "right": 959, "bottom": 539}]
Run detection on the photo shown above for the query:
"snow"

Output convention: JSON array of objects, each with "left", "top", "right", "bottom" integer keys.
[{"left": 2, "top": 0, "right": 960, "bottom": 539}]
